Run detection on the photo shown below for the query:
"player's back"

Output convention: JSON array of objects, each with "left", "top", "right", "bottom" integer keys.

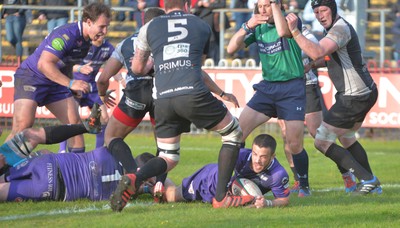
[
  {"left": 145, "top": 11, "right": 212, "bottom": 99},
  {"left": 56, "top": 147, "right": 123, "bottom": 201}
]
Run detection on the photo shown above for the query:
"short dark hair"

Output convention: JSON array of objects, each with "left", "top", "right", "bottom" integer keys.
[
  {"left": 82, "top": 2, "right": 112, "bottom": 23},
  {"left": 135, "top": 152, "right": 156, "bottom": 168},
  {"left": 144, "top": 7, "right": 166, "bottom": 24},
  {"left": 164, "top": 0, "right": 191, "bottom": 11},
  {"left": 252, "top": 134, "right": 277, "bottom": 154}
]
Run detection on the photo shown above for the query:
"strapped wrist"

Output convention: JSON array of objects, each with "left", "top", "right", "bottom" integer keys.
[
  {"left": 241, "top": 22, "right": 254, "bottom": 35},
  {"left": 219, "top": 91, "right": 225, "bottom": 97}
]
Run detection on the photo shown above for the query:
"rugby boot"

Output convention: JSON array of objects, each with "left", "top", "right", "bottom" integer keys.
[
  {"left": 342, "top": 172, "right": 357, "bottom": 193},
  {"left": 212, "top": 193, "right": 255, "bottom": 208},
  {"left": 110, "top": 174, "right": 137, "bottom": 212},
  {"left": 83, "top": 103, "right": 101, "bottom": 134}
]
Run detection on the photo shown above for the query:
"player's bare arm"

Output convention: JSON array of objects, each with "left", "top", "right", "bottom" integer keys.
[
  {"left": 131, "top": 48, "right": 152, "bottom": 75},
  {"left": 201, "top": 70, "right": 239, "bottom": 108},
  {"left": 253, "top": 196, "right": 289, "bottom": 208},
  {"left": 286, "top": 13, "right": 338, "bottom": 60},
  {"left": 270, "top": 0, "right": 291, "bottom": 37},
  {"left": 38, "top": 51, "right": 90, "bottom": 93},
  {"left": 97, "top": 57, "right": 122, "bottom": 107}
]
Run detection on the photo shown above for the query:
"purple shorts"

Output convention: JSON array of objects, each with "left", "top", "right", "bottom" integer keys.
[
  {"left": 181, "top": 164, "right": 218, "bottom": 203},
  {"left": 14, "top": 67, "right": 72, "bottom": 107}
]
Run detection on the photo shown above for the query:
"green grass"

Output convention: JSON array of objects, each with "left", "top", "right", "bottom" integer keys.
[{"left": 0, "top": 127, "right": 399, "bottom": 227}]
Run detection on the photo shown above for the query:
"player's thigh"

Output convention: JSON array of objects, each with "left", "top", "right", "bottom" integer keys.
[
  {"left": 104, "top": 116, "right": 135, "bottom": 146},
  {"left": 11, "top": 99, "right": 37, "bottom": 131},
  {"left": 305, "top": 111, "right": 322, "bottom": 138},
  {"left": 46, "top": 97, "right": 81, "bottom": 124},
  {"left": 239, "top": 105, "right": 271, "bottom": 141}
]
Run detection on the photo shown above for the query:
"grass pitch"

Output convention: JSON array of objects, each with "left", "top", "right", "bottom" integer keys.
[{"left": 0, "top": 127, "right": 399, "bottom": 227}]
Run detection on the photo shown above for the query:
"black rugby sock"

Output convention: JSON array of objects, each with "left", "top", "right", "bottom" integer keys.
[
  {"left": 108, "top": 138, "right": 137, "bottom": 173},
  {"left": 292, "top": 149, "right": 309, "bottom": 187},
  {"left": 290, "top": 166, "right": 299, "bottom": 181},
  {"left": 45, "top": 124, "right": 87, "bottom": 144},
  {"left": 135, "top": 157, "right": 168, "bottom": 189},
  {"left": 346, "top": 141, "right": 373, "bottom": 175},
  {"left": 325, "top": 144, "right": 373, "bottom": 181},
  {"left": 215, "top": 144, "right": 239, "bottom": 202},
  {"left": 155, "top": 148, "right": 168, "bottom": 184}
]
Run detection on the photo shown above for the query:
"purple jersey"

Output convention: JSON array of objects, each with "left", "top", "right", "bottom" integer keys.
[
  {"left": 6, "top": 147, "right": 123, "bottom": 202},
  {"left": 181, "top": 148, "right": 290, "bottom": 203},
  {"left": 73, "top": 40, "right": 114, "bottom": 107},
  {"left": 20, "top": 21, "right": 91, "bottom": 80}
]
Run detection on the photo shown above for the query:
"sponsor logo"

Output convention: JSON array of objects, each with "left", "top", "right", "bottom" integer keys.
[
  {"left": 158, "top": 59, "right": 192, "bottom": 72},
  {"left": 282, "top": 177, "right": 289, "bottom": 188},
  {"left": 163, "top": 43, "right": 190, "bottom": 61},
  {"left": 62, "top": 34, "right": 70, "bottom": 41},
  {"left": 125, "top": 97, "right": 146, "bottom": 110},
  {"left": 51, "top": 38, "right": 65, "bottom": 51},
  {"left": 42, "top": 192, "right": 51, "bottom": 198},
  {"left": 23, "top": 85, "right": 36, "bottom": 92},
  {"left": 47, "top": 163, "right": 54, "bottom": 193}
]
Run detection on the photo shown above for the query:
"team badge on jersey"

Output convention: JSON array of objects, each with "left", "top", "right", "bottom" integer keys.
[{"left": 51, "top": 38, "right": 65, "bottom": 51}]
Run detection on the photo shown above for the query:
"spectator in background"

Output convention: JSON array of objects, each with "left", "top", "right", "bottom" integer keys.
[
  {"left": 2, "top": 0, "right": 28, "bottom": 60},
  {"left": 390, "top": 0, "right": 400, "bottom": 63},
  {"left": 117, "top": 0, "right": 159, "bottom": 32},
  {"left": 194, "top": 0, "right": 228, "bottom": 64},
  {"left": 37, "top": 0, "right": 72, "bottom": 34}
]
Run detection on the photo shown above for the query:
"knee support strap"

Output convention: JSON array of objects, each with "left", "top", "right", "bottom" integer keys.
[
  {"left": 342, "top": 131, "right": 356, "bottom": 139},
  {"left": 217, "top": 117, "right": 242, "bottom": 147},
  {"left": 7, "top": 132, "right": 33, "bottom": 158},
  {"left": 315, "top": 125, "right": 337, "bottom": 143},
  {"left": 157, "top": 142, "right": 180, "bottom": 162}
]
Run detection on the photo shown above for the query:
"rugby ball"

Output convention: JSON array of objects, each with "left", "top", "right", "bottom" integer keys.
[{"left": 231, "top": 178, "right": 263, "bottom": 197}]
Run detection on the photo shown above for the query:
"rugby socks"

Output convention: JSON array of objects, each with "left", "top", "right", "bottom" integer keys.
[
  {"left": 58, "top": 141, "right": 67, "bottom": 153},
  {"left": 325, "top": 144, "right": 373, "bottom": 181},
  {"left": 292, "top": 149, "right": 309, "bottom": 187},
  {"left": 290, "top": 166, "right": 299, "bottom": 181},
  {"left": 68, "top": 147, "right": 85, "bottom": 153},
  {"left": 108, "top": 138, "right": 137, "bottom": 173},
  {"left": 215, "top": 144, "right": 240, "bottom": 202},
  {"left": 135, "top": 157, "right": 168, "bottom": 189},
  {"left": 336, "top": 164, "right": 348, "bottom": 174},
  {"left": 346, "top": 141, "right": 373, "bottom": 174},
  {"left": 44, "top": 124, "right": 87, "bottom": 144},
  {"left": 155, "top": 148, "right": 168, "bottom": 184},
  {"left": 95, "top": 125, "right": 106, "bottom": 148}
]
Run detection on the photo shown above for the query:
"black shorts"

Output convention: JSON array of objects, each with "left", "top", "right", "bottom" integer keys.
[
  {"left": 324, "top": 88, "right": 378, "bottom": 129},
  {"left": 306, "top": 84, "right": 323, "bottom": 114},
  {"left": 155, "top": 92, "right": 227, "bottom": 138},
  {"left": 115, "top": 79, "right": 155, "bottom": 120}
]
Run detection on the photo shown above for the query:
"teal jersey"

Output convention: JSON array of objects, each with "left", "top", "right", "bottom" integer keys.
[{"left": 244, "top": 23, "right": 304, "bottom": 82}]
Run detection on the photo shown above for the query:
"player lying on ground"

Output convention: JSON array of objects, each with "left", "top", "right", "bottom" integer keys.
[
  {"left": 138, "top": 134, "right": 290, "bottom": 208},
  {"left": 0, "top": 105, "right": 121, "bottom": 202}
]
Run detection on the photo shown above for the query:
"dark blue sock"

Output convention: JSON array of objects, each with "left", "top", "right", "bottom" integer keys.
[{"left": 292, "top": 149, "right": 309, "bottom": 187}]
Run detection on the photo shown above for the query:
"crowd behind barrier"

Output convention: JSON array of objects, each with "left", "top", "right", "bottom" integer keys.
[{"left": 0, "top": 4, "right": 394, "bottom": 67}]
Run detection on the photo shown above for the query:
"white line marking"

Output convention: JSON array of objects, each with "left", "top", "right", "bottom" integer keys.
[
  {"left": 0, "top": 202, "right": 153, "bottom": 221},
  {"left": 1, "top": 184, "right": 399, "bottom": 221}
]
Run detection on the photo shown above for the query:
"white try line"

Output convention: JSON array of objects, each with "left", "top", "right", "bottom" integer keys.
[
  {"left": 1, "top": 184, "right": 399, "bottom": 221},
  {"left": 0, "top": 202, "right": 153, "bottom": 221}
]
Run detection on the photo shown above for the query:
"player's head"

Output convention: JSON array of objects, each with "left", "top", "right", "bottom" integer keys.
[
  {"left": 82, "top": 3, "right": 112, "bottom": 41},
  {"left": 144, "top": 7, "right": 166, "bottom": 24},
  {"left": 256, "top": 0, "right": 285, "bottom": 24},
  {"left": 311, "top": 0, "right": 338, "bottom": 29},
  {"left": 250, "top": 134, "right": 277, "bottom": 173},
  {"left": 164, "top": 0, "right": 191, "bottom": 13},
  {"left": 135, "top": 152, "right": 156, "bottom": 168}
]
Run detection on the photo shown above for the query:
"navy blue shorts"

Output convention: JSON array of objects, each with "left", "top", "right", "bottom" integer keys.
[{"left": 248, "top": 78, "right": 306, "bottom": 121}]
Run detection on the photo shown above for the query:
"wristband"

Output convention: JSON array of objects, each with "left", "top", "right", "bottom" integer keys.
[
  {"left": 68, "top": 80, "right": 74, "bottom": 89},
  {"left": 219, "top": 91, "right": 225, "bottom": 97},
  {"left": 291, "top": 28, "right": 301, "bottom": 39},
  {"left": 241, "top": 22, "right": 254, "bottom": 35},
  {"left": 265, "top": 199, "right": 273, "bottom": 207},
  {"left": 77, "top": 65, "right": 82, "bottom": 73}
]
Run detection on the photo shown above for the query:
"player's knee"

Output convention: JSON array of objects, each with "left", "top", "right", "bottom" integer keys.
[
  {"left": 314, "top": 125, "right": 337, "bottom": 151},
  {"left": 158, "top": 142, "right": 180, "bottom": 163},
  {"left": 217, "top": 118, "right": 242, "bottom": 147},
  {"left": 341, "top": 131, "right": 356, "bottom": 139},
  {"left": 9, "top": 132, "right": 33, "bottom": 157}
]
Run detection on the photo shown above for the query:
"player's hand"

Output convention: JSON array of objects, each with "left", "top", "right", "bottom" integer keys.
[
  {"left": 285, "top": 13, "right": 298, "bottom": 32},
  {"left": 70, "top": 79, "right": 90, "bottom": 94},
  {"left": 100, "top": 90, "right": 116, "bottom": 108},
  {"left": 77, "top": 62, "right": 94, "bottom": 75},
  {"left": 253, "top": 196, "right": 268, "bottom": 209},
  {"left": 221, "top": 93, "right": 240, "bottom": 108},
  {"left": 247, "top": 14, "right": 270, "bottom": 29}
]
